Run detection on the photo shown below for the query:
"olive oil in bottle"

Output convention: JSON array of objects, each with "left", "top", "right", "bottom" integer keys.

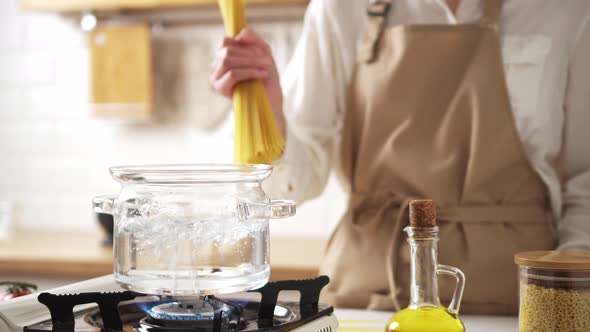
[{"left": 386, "top": 200, "right": 465, "bottom": 332}]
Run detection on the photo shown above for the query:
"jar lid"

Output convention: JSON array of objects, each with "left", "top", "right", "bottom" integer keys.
[{"left": 514, "top": 250, "right": 590, "bottom": 270}]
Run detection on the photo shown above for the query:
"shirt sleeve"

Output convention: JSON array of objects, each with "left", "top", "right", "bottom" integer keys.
[
  {"left": 263, "top": 0, "right": 349, "bottom": 204},
  {"left": 557, "top": 9, "right": 590, "bottom": 250}
]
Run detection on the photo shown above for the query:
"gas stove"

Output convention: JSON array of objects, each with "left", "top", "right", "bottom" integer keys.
[{"left": 0, "top": 276, "right": 337, "bottom": 332}]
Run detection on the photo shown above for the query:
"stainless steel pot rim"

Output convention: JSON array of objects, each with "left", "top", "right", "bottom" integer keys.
[{"left": 109, "top": 163, "right": 273, "bottom": 184}]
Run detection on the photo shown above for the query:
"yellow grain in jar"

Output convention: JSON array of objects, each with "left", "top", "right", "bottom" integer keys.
[{"left": 515, "top": 251, "right": 590, "bottom": 332}]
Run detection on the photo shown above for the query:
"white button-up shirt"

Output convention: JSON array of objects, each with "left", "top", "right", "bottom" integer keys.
[{"left": 265, "top": 0, "right": 590, "bottom": 250}]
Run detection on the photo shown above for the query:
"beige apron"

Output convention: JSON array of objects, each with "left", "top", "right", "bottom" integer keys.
[{"left": 320, "top": 0, "right": 556, "bottom": 315}]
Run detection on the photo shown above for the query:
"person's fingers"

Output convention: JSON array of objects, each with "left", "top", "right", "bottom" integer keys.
[
  {"left": 220, "top": 36, "right": 254, "bottom": 48},
  {"left": 210, "top": 43, "right": 264, "bottom": 71},
  {"left": 212, "top": 68, "right": 268, "bottom": 97},
  {"left": 219, "top": 44, "right": 263, "bottom": 61},
  {"left": 211, "top": 53, "right": 273, "bottom": 82},
  {"left": 236, "top": 27, "right": 272, "bottom": 55},
  {"left": 236, "top": 27, "right": 258, "bottom": 41},
  {"left": 210, "top": 29, "right": 276, "bottom": 98},
  {"left": 222, "top": 33, "right": 265, "bottom": 53}
]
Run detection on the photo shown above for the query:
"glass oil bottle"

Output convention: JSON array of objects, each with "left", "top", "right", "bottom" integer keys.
[{"left": 386, "top": 200, "right": 466, "bottom": 332}]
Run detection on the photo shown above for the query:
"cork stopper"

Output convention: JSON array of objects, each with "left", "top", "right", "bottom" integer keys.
[{"left": 409, "top": 200, "right": 437, "bottom": 228}]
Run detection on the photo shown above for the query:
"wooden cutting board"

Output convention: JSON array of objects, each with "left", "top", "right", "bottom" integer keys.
[{"left": 90, "top": 24, "right": 153, "bottom": 121}]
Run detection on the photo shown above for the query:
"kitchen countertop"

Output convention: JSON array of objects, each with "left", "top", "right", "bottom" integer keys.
[
  {"left": 0, "top": 274, "right": 519, "bottom": 332},
  {"left": 336, "top": 309, "right": 519, "bottom": 332},
  {"left": 0, "top": 231, "right": 325, "bottom": 280}
]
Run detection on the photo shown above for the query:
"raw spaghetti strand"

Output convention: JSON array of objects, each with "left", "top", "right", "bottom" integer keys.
[{"left": 218, "top": 0, "right": 285, "bottom": 164}]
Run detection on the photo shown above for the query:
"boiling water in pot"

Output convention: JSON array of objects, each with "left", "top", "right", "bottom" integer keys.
[{"left": 115, "top": 212, "right": 270, "bottom": 295}]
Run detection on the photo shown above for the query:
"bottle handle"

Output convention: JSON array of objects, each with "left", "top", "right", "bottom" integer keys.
[
  {"left": 237, "top": 200, "right": 296, "bottom": 220},
  {"left": 437, "top": 264, "right": 465, "bottom": 314}
]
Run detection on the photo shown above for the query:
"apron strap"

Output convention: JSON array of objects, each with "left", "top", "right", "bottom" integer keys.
[
  {"left": 480, "top": 0, "right": 504, "bottom": 25},
  {"left": 361, "top": 0, "right": 505, "bottom": 63},
  {"left": 361, "top": 0, "right": 392, "bottom": 63}
]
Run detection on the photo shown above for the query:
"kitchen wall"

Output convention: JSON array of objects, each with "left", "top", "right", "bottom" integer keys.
[{"left": 0, "top": 0, "right": 345, "bottom": 237}]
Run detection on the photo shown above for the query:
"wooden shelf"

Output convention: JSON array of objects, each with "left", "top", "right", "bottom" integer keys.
[{"left": 21, "top": 0, "right": 308, "bottom": 13}]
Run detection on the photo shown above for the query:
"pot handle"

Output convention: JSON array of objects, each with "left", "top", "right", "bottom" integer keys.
[
  {"left": 93, "top": 195, "right": 116, "bottom": 215},
  {"left": 238, "top": 200, "right": 296, "bottom": 220}
]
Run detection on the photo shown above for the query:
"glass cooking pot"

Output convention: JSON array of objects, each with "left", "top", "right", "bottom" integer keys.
[{"left": 93, "top": 164, "right": 295, "bottom": 296}]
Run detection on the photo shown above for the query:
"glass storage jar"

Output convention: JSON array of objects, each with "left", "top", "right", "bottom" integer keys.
[
  {"left": 93, "top": 164, "right": 295, "bottom": 296},
  {"left": 515, "top": 251, "right": 590, "bottom": 332}
]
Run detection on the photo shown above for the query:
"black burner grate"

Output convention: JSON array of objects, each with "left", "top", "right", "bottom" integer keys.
[
  {"left": 37, "top": 291, "right": 137, "bottom": 331},
  {"left": 32, "top": 276, "right": 331, "bottom": 332},
  {"left": 249, "top": 276, "right": 330, "bottom": 328}
]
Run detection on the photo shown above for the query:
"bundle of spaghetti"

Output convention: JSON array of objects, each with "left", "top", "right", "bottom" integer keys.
[{"left": 218, "top": 0, "right": 285, "bottom": 164}]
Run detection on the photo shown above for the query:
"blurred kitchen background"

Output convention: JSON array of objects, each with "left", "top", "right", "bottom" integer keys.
[{"left": 0, "top": 0, "right": 345, "bottom": 290}]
